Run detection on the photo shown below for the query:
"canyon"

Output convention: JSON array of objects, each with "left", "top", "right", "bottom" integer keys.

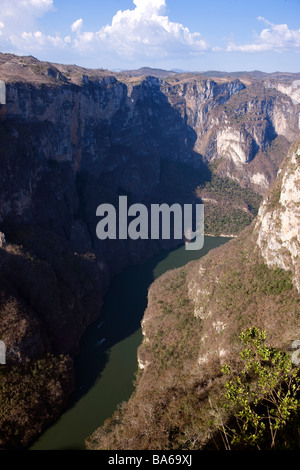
[
  {"left": 0, "top": 53, "right": 299, "bottom": 448},
  {"left": 88, "top": 137, "right": 300, "bottom": 450}
]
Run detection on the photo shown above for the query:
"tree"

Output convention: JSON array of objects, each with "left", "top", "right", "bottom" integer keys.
[{"left": 215, "top": 327, "right": 300, "bottom": 450}]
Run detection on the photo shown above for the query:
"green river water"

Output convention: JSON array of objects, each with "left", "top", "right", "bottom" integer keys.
[{"left": 31, "top": 236, "right": 230, "bottom": 450}]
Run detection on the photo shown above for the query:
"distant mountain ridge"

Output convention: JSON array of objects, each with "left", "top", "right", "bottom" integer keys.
[{"left": 121, "top": 65, "right": 300, "bottom": 82}]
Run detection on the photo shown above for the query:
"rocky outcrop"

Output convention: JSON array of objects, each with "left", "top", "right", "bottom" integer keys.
[
  {"left": 159, "top": 77, "right": 299, "bottom": 194},
  {"left": 161, "top": 77, "right": 245, "bottom": 151},
  {"left": 266, "top": 79, "right": 300, "bottom": 105},
  {"left": 217, "top": 127, "right": 257, "bottom": 164},
  {"left": 256, "top": 137, "right": 300, "bottom": 292}
]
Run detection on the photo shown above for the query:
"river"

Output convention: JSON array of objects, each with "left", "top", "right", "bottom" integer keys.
[{"left": 30, "top": 236, "right": 230, "bottom": 450}]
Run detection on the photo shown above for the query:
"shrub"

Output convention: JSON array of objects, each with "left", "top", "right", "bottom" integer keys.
[{"left": 215, "top": 327, "right": 300, "bottom": 450}]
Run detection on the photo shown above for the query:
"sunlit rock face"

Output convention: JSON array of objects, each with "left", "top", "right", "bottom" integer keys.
[
  {"left": 266, "top": 79, "right": 300, "bottom": 106},
  {"left": 217, "top": 127, "right": 257, "bottom": 164},
  {"left": 256, "top": 138, "right": 300, "bottom": 292}
]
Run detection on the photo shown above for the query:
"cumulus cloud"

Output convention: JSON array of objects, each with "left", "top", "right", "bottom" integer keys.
[
  {"left": 72, "top": 0, "right": 209, "bottom": 60},
  {"left": 71, "top": 18, "right": 83, "bottom": 35},
  {"left": 0, "top": 0, "right": 57, "bottom": 50},
  {"left": 10, "top": 30, "right": 66, "bottom": 50},
  {"left": 227, "top": 17, "right": 300, "bottom": 53},
  {"left": 4, "top": 0, "right": 298, "bottom": 68},
  {"left": 133, "top": 0, "right": 165, "bottom": 14},
  {"left": 0, "top": 0, "right": 209, "bottom": 61},
  {"left": 0, "top": 0, "right": 53, "bottom": 32}
]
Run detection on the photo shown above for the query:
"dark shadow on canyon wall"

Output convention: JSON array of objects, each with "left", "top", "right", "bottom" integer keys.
[
  {"left": 0, "top": 75, "right": 211, "bottom": 358},
  {"left": 0, "top": 77, "right": 213, "bottom": 440}
]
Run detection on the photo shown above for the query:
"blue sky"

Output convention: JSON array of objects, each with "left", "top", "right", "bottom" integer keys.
[{"left": 0, "top": 0, "right": 299, "bottom": 72}]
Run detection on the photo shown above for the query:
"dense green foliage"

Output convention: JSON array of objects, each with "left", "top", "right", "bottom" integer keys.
[
  {"left": 159, "top": 159, "right": 262, "bottom": 236},
  {"left": 202, "top": 174, "right": 262, "bottom": 213},
  {"left": 197, "top": 174, "right": 262, "bottom": 236},
  {"left": 204, "top": 206, "right": 253, "bottom": 236},
  {"left": 215, "top": 327, "right": 300, "bottom": 450}
]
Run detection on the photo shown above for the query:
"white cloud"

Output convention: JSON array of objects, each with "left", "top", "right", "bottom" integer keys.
[
  {"left": 0, "top": 0, "right": 209, "bottom": 62},
  {"left": 0, "top": 0, "right": 53, "bottom": 31},
  {"left": 71, "top": 18, "right": 83, "bottom": 34},
  {"left": 4, "top": 0, "right": 298, "bottom": 69},
  {"left": 10, "top": 30, "right": 65, "bottom": 50},
  {"left": 0, "top": 0, "right": 71, "bottom": 54},
  {"left": 133, "top": 0, "right": 165, "bottom": 14},
  {"left": 0, "top": 0, "right": 55, "bottom": 49},
  {"left": 227, "top": 17, "right": 300, "bottom": 53},
  {"left": 72, "top": 0, "right": 209, "bottom": 60}
]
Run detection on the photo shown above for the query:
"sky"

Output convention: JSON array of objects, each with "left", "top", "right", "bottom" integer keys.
[{"left": 0, "top": 0, "right": 299, "bottom": 72}]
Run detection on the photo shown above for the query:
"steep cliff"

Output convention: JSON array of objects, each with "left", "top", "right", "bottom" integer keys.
[
  {"left": 87, "top": 138, "right": 300, "bottom": 450},
  {"left": 162, "top": 76, "right": 299, "bottom": 194},
  {"left": 256, "top": 137, "right": 300, "bottom": 292}
]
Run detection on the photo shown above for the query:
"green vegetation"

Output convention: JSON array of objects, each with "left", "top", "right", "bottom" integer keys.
[
  {"left": 197, "top": 174, "right": 262, "bottom": 235},
  {"left": 217, "top": 263, "right": 293, "bottom": 305},
  {"left": 204, "top": 205, "right": 253, "bottom": 236},
  {"left": 136, "top": 268, "right": 204, "bottom": 393},
  {"left": 201, "top": 174, "right": 262, "bottom": 212},
  {"left": 144, "top": 270, "right": 202, "bottom": 374},
  {"left": 214, "top": 327, "right": 300, "bottom": 450},
  {"left": 159, "top": 159, "right": 262, "bottom": 236},
  {"left": 252, "top": 264, "right": 293, "bottom": 294}
]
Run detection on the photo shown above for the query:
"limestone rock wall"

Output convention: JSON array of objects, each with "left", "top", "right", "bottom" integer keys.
[{"left": 256, "top": 138, "right": 300, "bottom": 292}]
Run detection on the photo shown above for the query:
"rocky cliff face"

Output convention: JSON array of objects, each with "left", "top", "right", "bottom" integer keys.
[
  {"left": 256, "top": 137, "right": 300, "bottom": 292},
  {"left": 161, "top": 77, "right": 299, "bottom": 194},
  {"left": 266, "top": 79, "right": 300, "bottom": 105}
]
